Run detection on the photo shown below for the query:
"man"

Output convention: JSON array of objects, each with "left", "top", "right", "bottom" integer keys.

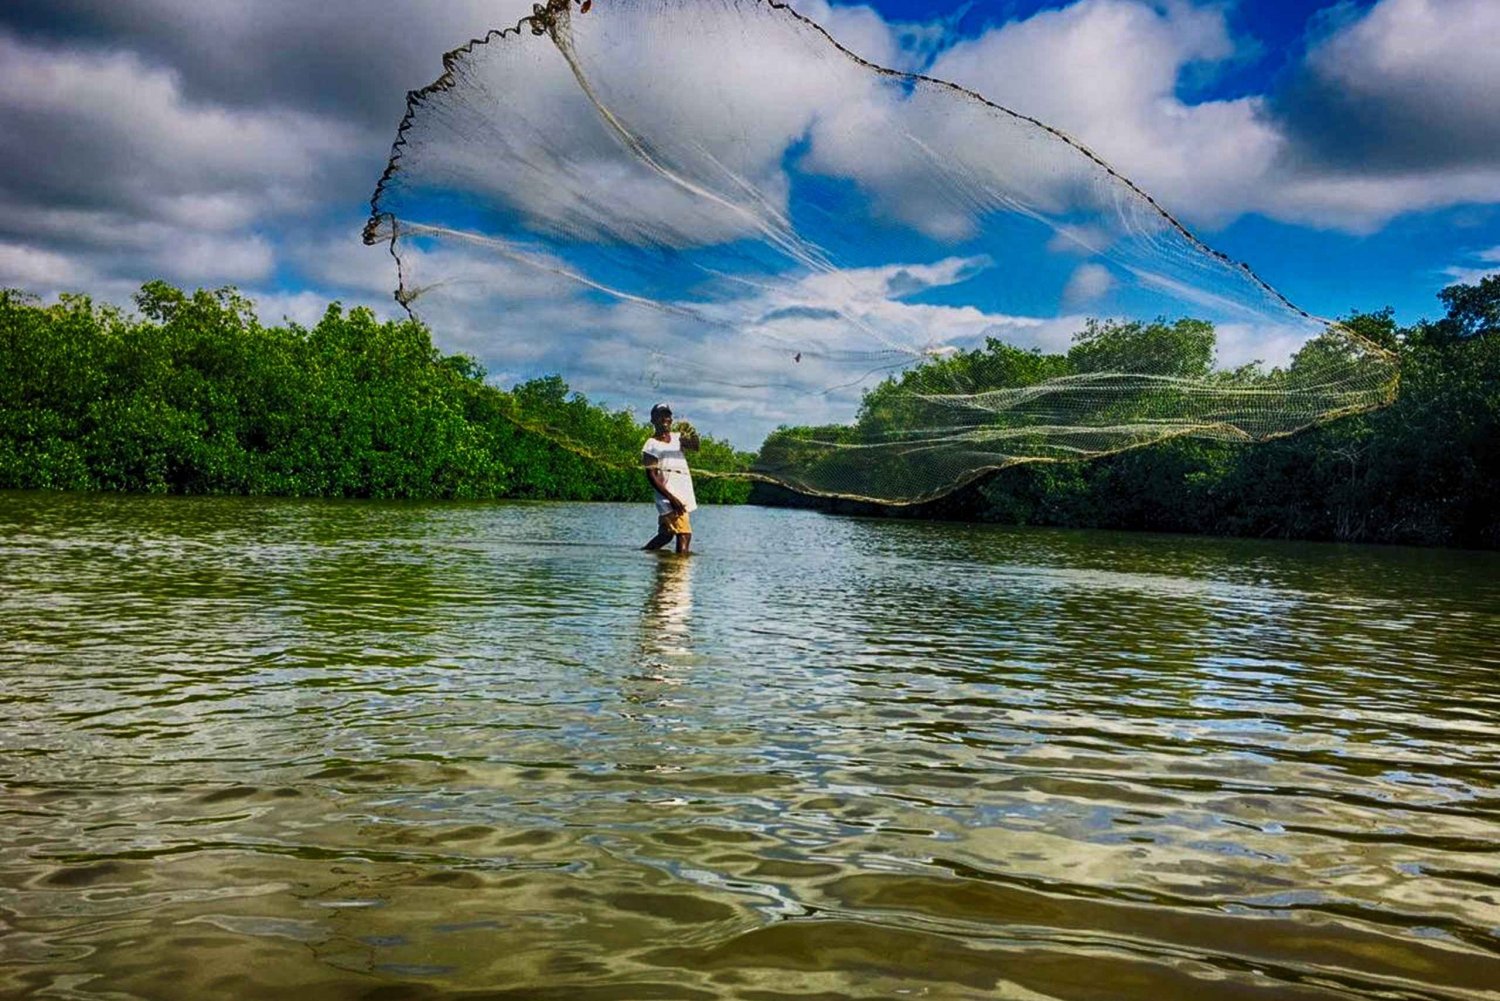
[{"left": 641, "top": 402, "right": 699, "bottom": 553}]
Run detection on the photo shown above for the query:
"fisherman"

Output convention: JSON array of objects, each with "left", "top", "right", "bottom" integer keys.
[{"left": 640, "top": 403, "right": 699, "bottom": 554}]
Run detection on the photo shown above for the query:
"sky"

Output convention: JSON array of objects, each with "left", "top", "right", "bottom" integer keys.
[{"left": 1, "top": 0, "right": 1497, "bottom": 439}]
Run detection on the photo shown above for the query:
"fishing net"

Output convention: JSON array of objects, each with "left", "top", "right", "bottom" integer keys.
[{"left": 364, "top": 0, "right": 1398, "bottom": 504}]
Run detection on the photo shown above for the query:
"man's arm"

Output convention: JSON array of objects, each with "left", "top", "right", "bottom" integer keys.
[{"left": 643, "top": 455, "right": 685, "bottom": 511}]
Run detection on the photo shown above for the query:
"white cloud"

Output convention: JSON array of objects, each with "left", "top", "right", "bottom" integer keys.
[
  {"left": 245, "top": 289, "right": 373, "bottom": 329},
  {"left": 1062, "top": 263, "right": 1115, "bottom": 307},
  {"left": 387, "top": 0, "right": 885, "bottom": 255},
  {"left": 926, "top": 0, "right": 1279, "bottom": 229},
  {"left": 153, "top": 233, "right": 276, "bottom": 284},
  {"left": 1259, "top": 0, "right": 1500, "bottom": 230},
  {"left": 915, "top": 0, "right": 1500, "bottom": 233},
  {"left": 154, "top": 193, "right": 261, "bottom": 232},
  {"left": 1299, "top": 0, "right": 1500, "bottom": 167},
  {"left": 0, "top": 29, "right": 367, "bottom": 298},
  {"left": 790, "top": 0, "right": 937, "bottom": 72},
  {"left": 0, "top": 241, "right": 88, "bottom": 287},
  {"left": 0, "top": 202, "right": 276, "bottom": 284},
  {"left": 0, "top": 32, "right": 359, "bottom": 204},
  {"left": 1441, "top": 245, "right": 1500, "bottom": 287},
  {"left": 1213, "top": 321, "right": 1311, "bottom": 371},
  {"left": 1264, "top": 167, "right": 1500, "bottom": 235}
]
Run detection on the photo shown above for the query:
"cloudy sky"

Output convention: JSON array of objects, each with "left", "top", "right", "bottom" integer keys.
[{"left": 1, "top": 0, "right": 1496, "bottom": 437}]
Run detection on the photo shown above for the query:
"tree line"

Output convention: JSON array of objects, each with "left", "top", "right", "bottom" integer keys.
[
  {"left": 0, "top": 281, "right": 752, "bottom": 503},
  {"left": 755, "top": 277, "right": 1500, "bottom": 550},
  {"left": 4, "top": 277, "right": 1496, "bottom": 548}
]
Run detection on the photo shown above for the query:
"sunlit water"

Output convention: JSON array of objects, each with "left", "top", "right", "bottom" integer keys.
[{"left": 2, "top": 491, "right": 1499, "bottom": 1000}]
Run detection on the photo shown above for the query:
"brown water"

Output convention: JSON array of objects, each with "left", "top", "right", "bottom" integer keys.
[{"left": 2, "top": 491, "right": 1499, "bottom": 1000}]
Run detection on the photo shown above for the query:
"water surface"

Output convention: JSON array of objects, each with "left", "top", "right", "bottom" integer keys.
[{"left": 2, "top": 492, "right": 1499, "bottom": 999}]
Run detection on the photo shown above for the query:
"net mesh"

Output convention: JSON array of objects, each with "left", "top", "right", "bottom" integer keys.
[{"left": 364, "top": 0, "right": 1398, "bottom": 504}]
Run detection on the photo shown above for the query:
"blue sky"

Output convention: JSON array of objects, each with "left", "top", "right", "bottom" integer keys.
[{"left": 1, "top": 0, "right": 1496, "bottom": 440}]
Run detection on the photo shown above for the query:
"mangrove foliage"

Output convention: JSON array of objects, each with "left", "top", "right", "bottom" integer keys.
[{"left": 0, "top": 282, "right": 752, "bottom": 503}]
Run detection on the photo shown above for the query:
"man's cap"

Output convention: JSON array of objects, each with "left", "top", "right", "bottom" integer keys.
[{"left": 650, "top": 402, "right": 672, "bottom": 417}]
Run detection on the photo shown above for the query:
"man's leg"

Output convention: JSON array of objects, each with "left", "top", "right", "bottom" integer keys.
[
  {"left": 642, "top": 528, "right": 675, "bottom": 550},
  {"left": 671, "top": 512, "right": 692, "bottom": 554},
  {"left": 643, "top": 515, "right": 675, "bottom": 550}
]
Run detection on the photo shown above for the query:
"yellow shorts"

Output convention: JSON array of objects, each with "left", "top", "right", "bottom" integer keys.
[{"left": 659, "top": 510, "right": 692, "bottom": 535}]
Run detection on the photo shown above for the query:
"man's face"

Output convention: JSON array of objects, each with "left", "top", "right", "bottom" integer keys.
[{"left": 653, "top": 411, "right": 672, "bottom": 433}]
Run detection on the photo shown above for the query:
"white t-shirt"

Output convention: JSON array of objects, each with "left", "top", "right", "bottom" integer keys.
[{"left": 642, "top": 433, "right": 697, "bottom": 515}]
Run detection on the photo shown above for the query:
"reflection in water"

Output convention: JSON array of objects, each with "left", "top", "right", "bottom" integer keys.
[
  {"left": 641, "top": 552, "right": 696, "bottom": 667},
  {"left": 1, "top": 492, "right": 1499, "bottom": 1001}
]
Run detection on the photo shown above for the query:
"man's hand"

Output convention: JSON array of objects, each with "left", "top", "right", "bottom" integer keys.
[
  {"left": 675, "top": 419, "right": 702, "bottom": 452},
  {"left": 670, "top": 497, "right": 686, "bottom": 515}
]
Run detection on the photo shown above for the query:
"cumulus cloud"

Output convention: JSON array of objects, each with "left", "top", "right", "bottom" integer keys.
[
  {"left": 1062, "top": 263, "right": 1116, "bottom": 307},
  {"left": 927, "top": 0, "right": 1280, "bottom": 228},
  {"left": 1281, "top": 0, "right": 1500, "bottom": 171},
  {"left": 0, "top": 33, "right": 358, "bottom": 212},
  {"left": 6, "top": 0, "right": 1498, "bottom": 294},
  {"left": 245, "top": 289, "right": 365, "bottom": 329},
  {"left": 1442, "top": 245, "right": 1500, "bottom": 287},
  {"left": 793, "top": 0, "right": 939, "bottom": 70},
  {"left": 1213, "top": 321, "right": 1314, "bottom": 371},
  {"left": 0, "top": 28, "right": 364, "bottom": 299},
  {"left": 0, "top": 241, "right": 88, "bottom": 288},
  {"left": 0, "top": 0, "right": 552, "bottom": 302},
  {"left": 0, "top": 0, "right": 519, "bottom": 128},
  {"left": 0, "top": 203, "right": 277, "bottom": 286},
  {"left": 1262, "top": 0, "right": 1500, "bottom": 230},
  {"left": 924, "top": 0, "right": 1500, "bottom": 232}
]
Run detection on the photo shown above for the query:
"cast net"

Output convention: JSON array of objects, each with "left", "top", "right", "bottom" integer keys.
[{"left": 364, "top": 0, "right": 1398, "bottom": 504}]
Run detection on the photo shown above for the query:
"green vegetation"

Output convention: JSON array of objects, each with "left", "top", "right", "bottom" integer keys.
[
  {"left": 5, "top": 277, "right": 1496, "bottom": 548},
  {"left": 0, "top": 282, "right": 752, "bottom": 503},
  {"left": 758, "top": 278, "right": 1500, "bottom": 550}
]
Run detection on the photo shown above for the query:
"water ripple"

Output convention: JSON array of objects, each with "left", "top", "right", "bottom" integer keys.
[{"left": 2, "top": 492, "right": 1499, "bottom": 1000}]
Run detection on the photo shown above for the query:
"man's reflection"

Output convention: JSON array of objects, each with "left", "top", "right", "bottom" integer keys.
[
  {"left": 642, "top": 553, "right": 695, "bottom": 666},
  {"left": 619, "top": 553, "right": 697, "bottom": 743}
]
